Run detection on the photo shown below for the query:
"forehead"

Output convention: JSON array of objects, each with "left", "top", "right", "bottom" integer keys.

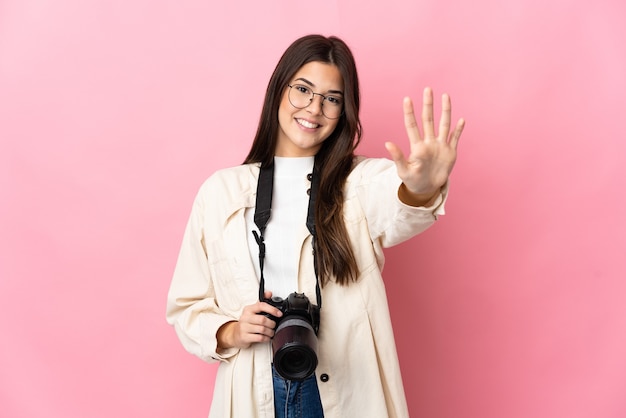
[{"left": 291, "top": 61, "right": 344, "bottom": 91}]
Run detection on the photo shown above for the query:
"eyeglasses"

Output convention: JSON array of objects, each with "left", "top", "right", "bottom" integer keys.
[{"left": 287, "top": 84, "right": 344, "bottom": 119}]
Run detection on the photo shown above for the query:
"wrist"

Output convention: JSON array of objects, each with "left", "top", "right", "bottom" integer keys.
[
  {"left": 398, "top": 183, "right": 440, "bottom": 207},
  {"left": 216, "top": 320, "right": 237, "bottom": 352}
]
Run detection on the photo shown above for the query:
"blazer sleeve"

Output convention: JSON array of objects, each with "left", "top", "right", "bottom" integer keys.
[
  {"left": 351, "top": 157, "right": 449, "bottom": 248},
  {"left": 165, "top": 183, "right": 240, "bottom": 363}
]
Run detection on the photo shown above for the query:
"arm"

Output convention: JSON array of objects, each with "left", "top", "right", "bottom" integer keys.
[
  {"left": 166, "top": 182, "right": 283, "bottom": 361},
  {"left": 165, "top": 194, "right": 238, "bottom": 362},
  {"left": 398, "top": 182, "right": 440, "bottom": 208}
]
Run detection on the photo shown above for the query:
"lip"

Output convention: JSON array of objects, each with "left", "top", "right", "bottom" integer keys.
[{"left": 296, "top": 118, "right": 320, "bottom": 129}]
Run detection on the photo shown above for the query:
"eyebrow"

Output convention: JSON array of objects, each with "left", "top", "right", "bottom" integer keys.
[{"left": 293, "top": 77, "right": 344, "bottom": 96}]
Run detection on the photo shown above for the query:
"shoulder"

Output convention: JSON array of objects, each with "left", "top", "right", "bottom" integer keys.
[
  {"left": 194, "top": 163, "right": 259, "bottom": 208},
  {"left": 348, "top": 156, "right": 396, "bottom": 183},
  {"left": 199, "top": 163, "right": 258, "bottom": 192}
]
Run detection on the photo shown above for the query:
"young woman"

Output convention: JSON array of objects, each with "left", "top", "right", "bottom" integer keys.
[{"left": 166, "top": 34, "right": 464, "bottom": 418}]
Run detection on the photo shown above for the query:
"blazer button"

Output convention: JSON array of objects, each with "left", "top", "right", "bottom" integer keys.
[{"left": 320, "top": 373, "right": 329, "bottom": 382}]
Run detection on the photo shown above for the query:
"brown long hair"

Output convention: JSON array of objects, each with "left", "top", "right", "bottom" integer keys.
[{"left": 243, "top": 34, "right": 362, "bottom": 286}]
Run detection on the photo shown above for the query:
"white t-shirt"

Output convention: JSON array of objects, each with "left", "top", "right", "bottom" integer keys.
[{"left": 245, "top": 156, "right": 314, "bottom": 298}]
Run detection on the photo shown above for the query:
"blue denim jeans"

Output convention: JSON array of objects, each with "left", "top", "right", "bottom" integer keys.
[{"left": 272, "top": 366, "right": 324, "bottom": 418}]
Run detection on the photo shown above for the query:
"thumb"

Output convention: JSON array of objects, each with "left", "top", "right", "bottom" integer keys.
[{"left": 385, "top": 141, "right": 407, "bottom": 168}]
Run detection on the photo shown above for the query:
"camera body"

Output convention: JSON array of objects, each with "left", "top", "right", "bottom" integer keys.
[
  {"left": 263, "top": 292, "right": 320, "bottom": 333},
  {"left": 262, "top": 292, "right": 320, "bottom": 381}
]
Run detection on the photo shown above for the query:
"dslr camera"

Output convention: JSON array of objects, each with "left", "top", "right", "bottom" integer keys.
[{"left": 262, "top": 292, "right": 321, "bottom": 381}]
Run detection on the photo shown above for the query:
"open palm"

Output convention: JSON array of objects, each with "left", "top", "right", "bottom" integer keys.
[{"left": 385, "top": 87, "right": 465, "bottom": 201}]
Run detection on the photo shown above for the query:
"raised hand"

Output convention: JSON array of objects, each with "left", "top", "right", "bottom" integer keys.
[{"left": 385, "top": 87, "right": 465, "bottom": 207}]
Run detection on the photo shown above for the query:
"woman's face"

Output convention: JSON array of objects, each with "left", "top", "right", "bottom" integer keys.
[{"left": 275, "top": 61, "right": 344, "bottom": 157}]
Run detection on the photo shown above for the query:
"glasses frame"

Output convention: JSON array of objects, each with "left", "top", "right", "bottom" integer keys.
[{"left": 287, "top": 84, "right": 344, "bottom": 120}]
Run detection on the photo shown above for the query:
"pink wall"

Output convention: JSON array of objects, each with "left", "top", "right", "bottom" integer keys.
[{"left": 1, "top": 1, "right": 625, "bottom": 417}]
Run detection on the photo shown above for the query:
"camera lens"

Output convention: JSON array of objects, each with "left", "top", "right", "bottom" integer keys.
[
  {"left": 278, "top": 345, "right": 315, "bottom": 377},
  {"left": 272, "top": 318, "right": 318, "bottom": 381}
]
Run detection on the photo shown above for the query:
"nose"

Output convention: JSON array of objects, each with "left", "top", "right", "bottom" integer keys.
[{"left": 307, "top": 93, "right": 324, "bottom": 115}]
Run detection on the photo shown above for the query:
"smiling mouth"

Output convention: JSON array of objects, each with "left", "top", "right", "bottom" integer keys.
[{"left": 296, "top": 118, "right": 320, "bottom": 129}]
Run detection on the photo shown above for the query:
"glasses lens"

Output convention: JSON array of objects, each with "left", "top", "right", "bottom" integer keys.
[
  {"left": 288, "top": 85, "right": 312, "bottom": 109},
  {"left": 321, "top": 96, "right": 343, "bottom": 119}
]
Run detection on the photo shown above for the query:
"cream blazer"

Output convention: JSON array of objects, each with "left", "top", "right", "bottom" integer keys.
[{"left": 166, "top": 157, "right": 447, "bottom": 418}]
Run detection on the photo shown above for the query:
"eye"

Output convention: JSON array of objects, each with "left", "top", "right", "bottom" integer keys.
[
  {"left": 325, "top": 95, "right": 343, "bottom": 106},
  {"left": 294, "top": 84, "right": 310, "bottom": 95}
]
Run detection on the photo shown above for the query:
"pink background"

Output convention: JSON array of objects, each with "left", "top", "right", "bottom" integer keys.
[{"left": 1, "top": 1, "right": 625, "bottom": 417}]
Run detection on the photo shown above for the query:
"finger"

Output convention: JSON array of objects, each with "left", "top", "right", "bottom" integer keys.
[
  {"left": 259, "top": 302, "right": 283, "bottom": 319},
  {"left": 248, "top": 309, "right": 277, "bottom": 326},
  {"left": 243, "top": 334, "right": 271, "bottom": 346},
  {"left": 240, "top": 301, "right": 278, "bottom": 323},
  {"left": 241, "top": 322, "right": 274, "bottom": 339},
  {"left": 240, "top": 311, "right": 277, "bottom": 333},
  {"left": 438, "top": 93, "right": 451, "bottom": 142},
  {"left": 384, "top": 141, "right": 408, "bottom": 170},
  {"left": 251, "top": 323, "right": 275, "bottom": 338},
  {"left": 450, "top": 118, "right": 465, "bottom": 149},
  {"left": 421, "top": 87, "right": 435, "bottom": 139},
  {"left": 403, "top": 96, "right": 422, "bottom": 144}
]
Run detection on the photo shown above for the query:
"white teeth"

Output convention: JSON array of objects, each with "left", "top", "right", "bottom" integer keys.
[{"left": 297, "top": 119, "right": 319, "bottom": 129}]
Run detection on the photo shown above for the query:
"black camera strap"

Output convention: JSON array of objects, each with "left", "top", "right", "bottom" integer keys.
[{"left": 253, "top": 158, "right": 322, "bottom": 309}]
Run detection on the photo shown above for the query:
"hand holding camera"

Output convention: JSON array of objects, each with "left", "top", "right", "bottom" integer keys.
[{"left": 216, "top": 291, "right": 283, "bottom": 351}]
